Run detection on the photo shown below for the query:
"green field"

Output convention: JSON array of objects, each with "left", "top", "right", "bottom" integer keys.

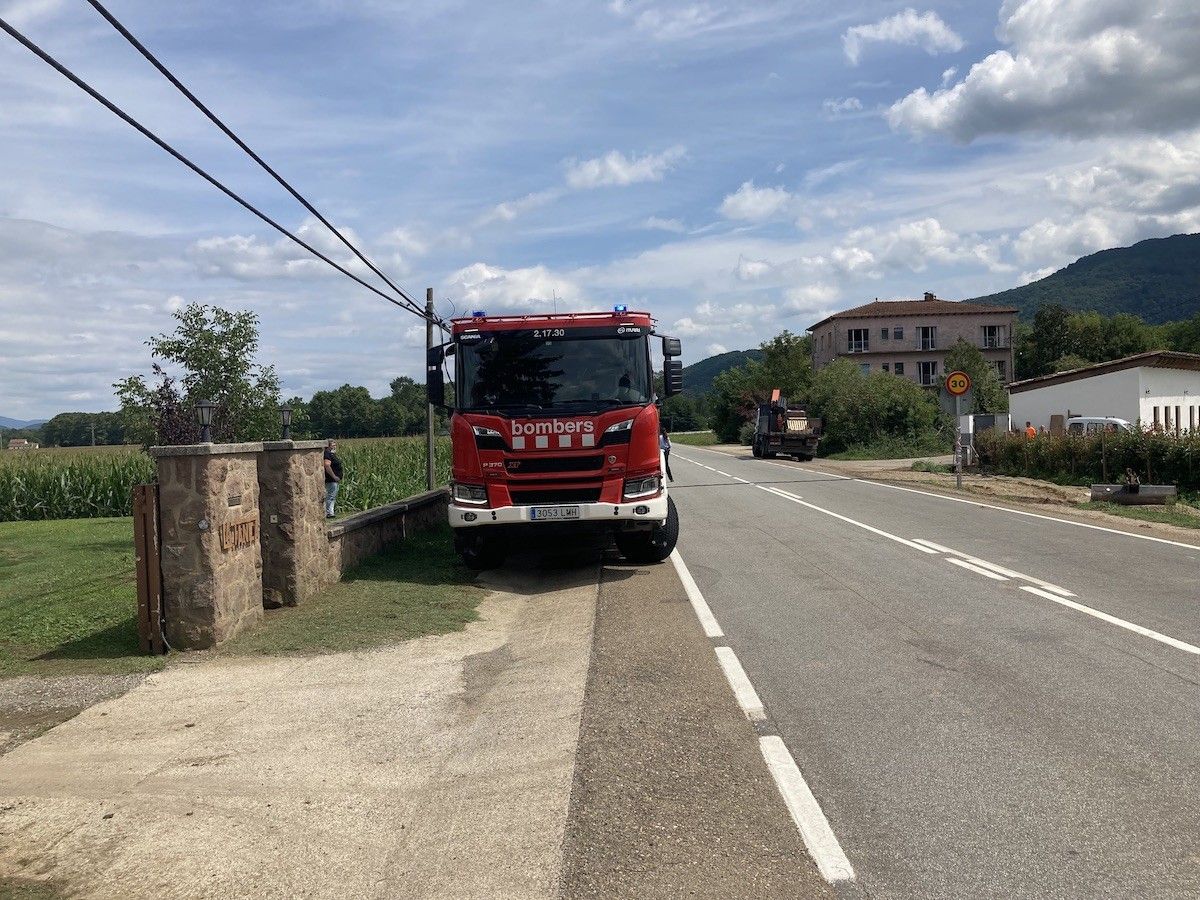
[
  {"left": 1, "top": 435, "right": 450, "bottom": 522},
  {"left": 669, "top": 430, "right": 719, "bottom": 446},
  {"left": 0, "top": 517, "right": 162, "bottom": 677}
]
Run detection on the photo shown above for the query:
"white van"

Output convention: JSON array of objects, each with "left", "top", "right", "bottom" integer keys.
[{"left": 1066, "top": 416, "right": 1134, "bottom": 435}]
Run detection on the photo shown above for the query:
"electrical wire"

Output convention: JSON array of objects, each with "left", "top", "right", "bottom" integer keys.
[
  {"left": 0, "top": 15, "right": 437, "bottom": 325},
  {"left": 81, "top": 0, "right": 439, "bottom": 327}
]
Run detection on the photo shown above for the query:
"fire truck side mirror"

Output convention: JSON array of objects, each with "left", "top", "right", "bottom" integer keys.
[
  {"left": 426, "top": 345, "right": 446, "bottom": 408},
  {"left": 661, "top": 335, "right": 682, "bottom": 357},
  {"left": 663, "top": 358, "right": 684, "bottom": 398}
]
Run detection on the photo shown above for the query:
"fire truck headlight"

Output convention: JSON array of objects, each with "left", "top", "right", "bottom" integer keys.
[
  {"left": 604, "top": 418, "right": 635, "bottom": 434},
  {"left": 453, "top": 483, "right": 489, "bottom": 505},
  {"left": 623, "top": 475, "right": 661, "bottom": 499},
  {"left": 472, "top": 425, "right": 502, "bottom": 438}
]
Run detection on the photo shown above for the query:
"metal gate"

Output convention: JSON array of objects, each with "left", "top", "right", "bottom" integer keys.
[{"left": 133, "top": 483, "right": 166, "bottom": 654}]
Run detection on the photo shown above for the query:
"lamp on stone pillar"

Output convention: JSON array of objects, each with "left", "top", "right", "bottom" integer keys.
[
  {"left": 279, "top": 405, "right": 293, "bottom": 440},
  {"left": 194, "top": 399, "right": 216, "bottom": 443}
]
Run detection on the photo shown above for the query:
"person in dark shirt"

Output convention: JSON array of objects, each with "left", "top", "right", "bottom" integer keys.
[{"left": 323, "top": 440, "right": 343, "bottom": 517}]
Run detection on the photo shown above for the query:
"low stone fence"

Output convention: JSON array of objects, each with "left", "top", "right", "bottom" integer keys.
[
  {"left": 146, "top": 440, "right": 448, "bottom": 650},
  {"left": 325, "top": 488, "right": 449, "bottom": 578}
]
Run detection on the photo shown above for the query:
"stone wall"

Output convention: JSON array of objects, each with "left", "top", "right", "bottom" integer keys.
[
  {"left": 151, "top": 443, "right": 265, "bottom": 650},
  {"left": 325, "top": 488, "right": 448, "bottom": 578},
  {"left": 258, "top": 440, "right": 327, "bottom": 608}
]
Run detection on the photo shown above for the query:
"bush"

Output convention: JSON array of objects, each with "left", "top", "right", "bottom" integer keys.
[
  {"left": 974, "top": 428, "right": 1200, "bottom": 491},
  {"left": 738, "top": 421, "right": 757, "bottom": 446}
]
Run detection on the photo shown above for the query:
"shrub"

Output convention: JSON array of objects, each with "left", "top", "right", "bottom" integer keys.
[{"left": 738, "top": 421, "right": 757, "bottom": 446}]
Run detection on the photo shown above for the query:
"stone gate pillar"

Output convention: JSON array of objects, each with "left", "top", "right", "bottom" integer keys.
[
  {"left": 151, "top": 442, "right": 265, "bottom": 649},
  {"left": 258, "top": 440, "right": 328, "bottom": 608}
]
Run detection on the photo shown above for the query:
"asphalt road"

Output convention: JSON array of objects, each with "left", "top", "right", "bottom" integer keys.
[{"left": 668, "top": 445, "right": 1200, "bottom": 899}]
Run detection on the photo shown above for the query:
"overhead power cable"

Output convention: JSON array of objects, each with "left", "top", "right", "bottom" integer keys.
[
  {"left": 81, "top": 0, "right": 438, "bottom": 327},
  {"left": 0, "top": 16, "right": 436, "bottom": 325}
]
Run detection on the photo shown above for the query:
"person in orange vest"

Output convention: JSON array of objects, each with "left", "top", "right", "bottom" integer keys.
[{"left": 1024, "top": 421, "right": 1037, "bottom": 439}]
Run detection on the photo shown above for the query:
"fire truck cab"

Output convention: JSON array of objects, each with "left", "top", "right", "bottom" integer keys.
[{"left": 426, "top": 308, "right": 683, "bottom": 569}]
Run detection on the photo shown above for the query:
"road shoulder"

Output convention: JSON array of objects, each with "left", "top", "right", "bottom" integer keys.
[{"left": 559, "top": 555, "right": 833, "bottom": 898}]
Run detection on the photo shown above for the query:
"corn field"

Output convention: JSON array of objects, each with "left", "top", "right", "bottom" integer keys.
[
  {"left": 974, "top": 428, "right": 1200, "bottom": 494},
  {"left": 0, "top": 436, "right": 451, "bottom": 522}
]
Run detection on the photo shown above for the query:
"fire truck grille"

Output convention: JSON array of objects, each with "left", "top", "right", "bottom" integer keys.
[
  {"left": 506, "top": 455, "right": 603, "bottom": 474},
  {"left": 510, "top": 487, "right": 602, "bottom": 505}
]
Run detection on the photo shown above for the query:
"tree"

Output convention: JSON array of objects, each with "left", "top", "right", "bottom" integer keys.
[
  {"left": 307, "top": 384, "right": 380, "bottom": 438},
  {"left": 114, "top": 303, "right": 281, "bottom": 445},
  {"left": 943, "top": 340, "right": 1008, "bottom": 414},
  {"left": 1016, "top": 304, "right": 1071, "bottom": 378},
  {"left": 708, "top": 331, "right": 814, "bottom": 441},
  {"left": 807, "top": 360, "right": 947, "bottom": 454}
]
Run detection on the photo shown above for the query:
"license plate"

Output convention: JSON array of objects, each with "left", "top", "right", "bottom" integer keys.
[{"left": 530, "top": 505, "right": 581, "bottom": 521}]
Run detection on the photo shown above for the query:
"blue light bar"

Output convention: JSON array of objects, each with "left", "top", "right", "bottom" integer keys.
[
  {"left": 472, "top": 310, "right": 486, "bottom": 317},
  {"left": 613, "top": 304, "right": 627, "bottom": 313}
]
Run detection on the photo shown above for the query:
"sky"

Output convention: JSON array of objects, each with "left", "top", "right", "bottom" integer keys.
[{"left": 1, "top": 0, "right": 1198, "bottom": 419}]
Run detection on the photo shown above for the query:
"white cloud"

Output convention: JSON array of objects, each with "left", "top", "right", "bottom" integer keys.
[
  {"left": 734, "top": 255, "right": 774, "bottom": 281},
  {"left": 672, "top": 299, "right": 771, "bottom": 336},
  {"left": 843, "top": 8, "right": 963, "bottom": 66},
  {"left": 940, "top": 66, "right": 957, "bottom": 87},
  {"left": 446, "top": 262, "right": 583, "bottom": 311},
  {"left": 475, "top": 189, "right": 562, "bottom": 226},
  {"left": 564, "top": 146, "right": 686, "bottom": 189},
  {"left": 821, "top": 96, "right": 863, "bottom": 117},
  {"left": 188, "top": 219, "right": 371, "bottom": 281},
  {"left": 888, "top": 0, "right": 1200, "bottom": 140},
  {"left": 706, "top": 342, "right": 728, "bottom": 355},
  {"left": 719, "top": 181, "right": 794, "bottom": 222},
  {"left": 641, "top": 216, "right": 687, "bottom": 233}
]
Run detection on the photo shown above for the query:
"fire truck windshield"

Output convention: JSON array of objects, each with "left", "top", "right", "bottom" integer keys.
[{"left": 458, "top": 331, "right": 650, "bottom": 412}]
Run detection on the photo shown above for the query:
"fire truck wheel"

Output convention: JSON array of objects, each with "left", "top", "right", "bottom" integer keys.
[
  {"left": 455, "top": 533, "right": 507, "bottom": 570},
  {"left": 615, "top": 497, "right": 679, "bottom": 564}
]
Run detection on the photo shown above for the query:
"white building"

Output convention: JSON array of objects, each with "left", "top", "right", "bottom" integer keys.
[{"left": 1008, "top": 351, "right": 1200, "bottom": 434}]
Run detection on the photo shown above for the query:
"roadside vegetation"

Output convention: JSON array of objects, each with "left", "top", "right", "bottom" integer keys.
[
  {"left": 1076, "top": 499, "right": 1200, "bottom": 531},
  {"left": 668, "top": 430, "right": 718, "bottom": 446},
  {"left": 217, "top": 525, "right": 484, "bottom": 658}
]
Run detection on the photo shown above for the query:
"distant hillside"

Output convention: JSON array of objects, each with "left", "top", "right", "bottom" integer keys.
[
  {"left": 682, "top": 349, "right": 762, "bottom": 395},
  {"left": 972, "top": 233, "right": 1200, "bottom": 324},
  {"left": 0, "top": 416, "right": 45, "bottom": 429}
]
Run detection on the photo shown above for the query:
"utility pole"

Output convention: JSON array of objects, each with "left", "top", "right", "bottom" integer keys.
[{"left": 425, "top": 287, "right": 436, "bottom": 491}]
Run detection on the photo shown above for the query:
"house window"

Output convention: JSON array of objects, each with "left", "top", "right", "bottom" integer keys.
[
  {"left": 917, "top": 361, "right": 938, "bottom": 386},
  {"left": 881, "top": 327, "right": 889, "bottom": 341},
  {"left": 882, "top": 363, "right": 890, "bottom": 372},
  {"left": 893, "top": 326, "right": 904, "bottom": 341},
  {"left": 860, "top": 363, "right": 870, "bottom": 374},
  {"left": 993, "top": 359, "right": 1007, "bottom": 381},
  {"left": 981, "top": 325, "right": 1005, "bottom": 349},
  {"left": 918, "top": 325, "right": 937, "bottom": 350},
  {"left": 894, "top": 362, "right": 905, "bottom": 376},
  {"left": 847, "top": 328, "right": 869, "bottom": 353}
]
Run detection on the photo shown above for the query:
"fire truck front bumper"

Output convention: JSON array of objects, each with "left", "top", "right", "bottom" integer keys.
[{"left": 449, "top": 493, "right": 668, "bottom": 528}]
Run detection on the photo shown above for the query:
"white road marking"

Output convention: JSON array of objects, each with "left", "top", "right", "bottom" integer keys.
[
  {"left": 670, "top": 549, "right": 724, "bottom": 638},
  {"left": 1019, "top": 586, "right": 1200, "bottom": 656},
  {"left": 682, "top": 446, "right": 1200, "bottom": 553},
  {"left": 714, "top": 470, "right": 731, "bottom": 477},
  {"left": 946, "top": 557, "right": 1009, "bottom": 581},
  {"left": 759, "top": 736, "right": 856, "bottom": 883},
  {"left": 714, "top": 646, "right": 766, "bottom": 722},
  {"left": 912, "top": 539, "right": 1075, "bottom": 597},
  {"left": 757, "top": 485, "right": 939, "bottom": 555}
]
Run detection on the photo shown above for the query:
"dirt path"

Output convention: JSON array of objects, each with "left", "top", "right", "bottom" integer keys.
[{"left": 0, "top": 565, "right": 597, "bottom": 900}]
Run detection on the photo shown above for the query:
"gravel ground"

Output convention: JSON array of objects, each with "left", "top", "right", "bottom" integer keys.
[{"left": 0, "top": 675, "right": 148, "bottom": 756}]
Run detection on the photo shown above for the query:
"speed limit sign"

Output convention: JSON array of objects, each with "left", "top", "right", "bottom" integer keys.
[{"left": 945, "top": 370, "right": 971, "bottom": 396}]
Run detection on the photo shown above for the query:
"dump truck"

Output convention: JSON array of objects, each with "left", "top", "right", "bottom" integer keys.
[
  {"left": 426, "top": 307, "right": 683, "bottom": 569},
  {"left": 751, "top": 389, "right": 821, "bottom": 460}
]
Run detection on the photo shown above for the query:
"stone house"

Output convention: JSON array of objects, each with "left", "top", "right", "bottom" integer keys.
[{"left": 807, "top": 293, "right": 1018, "bottom": 386}]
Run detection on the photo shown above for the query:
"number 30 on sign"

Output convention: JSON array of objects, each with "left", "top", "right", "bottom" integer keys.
[{"left": 945, "top": 370, "right": 971, "bottom": 396}]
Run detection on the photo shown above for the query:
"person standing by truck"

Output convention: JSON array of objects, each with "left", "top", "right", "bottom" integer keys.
[
  {"left": 323, "top": 439, "right": 343, "bottom": 518},
  {"left": 659, "top": 424, "right": 673, "bottom": 483}
]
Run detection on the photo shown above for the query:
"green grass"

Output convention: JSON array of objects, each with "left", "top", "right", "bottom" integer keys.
[
  {"left": 0, "top": 517, "right": 164, "bottom": 678},
  {"left": 1076, "top": 500, "right": 1200, "bottom": 531},
  {"left": 0, "top": 451, "right": 154, "bottom": 521},
  {"left": 217, "top": 525, "right": 484, "bottom": 657},
  {"left": 669, "top": 431, "right": 718, "bottom": 446},
  {"left": 823, "top": 435, "right": 953, "bottom": 461},
  {"left": 911, "top": 460, "right": 955, "bottom": 474}
]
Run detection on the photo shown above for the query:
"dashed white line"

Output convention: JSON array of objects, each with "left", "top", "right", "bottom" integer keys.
[
  {"left": 946, "top": 557, "right": 1009, "bottom": 581},
  {"left": 757, "top": 484, "right": 939, "bottom": 555},
  {"left": 713, "top": 646, "right": 766, "bottom": 722},
  {"left": 912, "top": 539, "right": 1075, "bottom": 596},
  {"left": 1019, "top": 586, "right": 1200, "bottom": 656},
  {"left": 760, "top": 736, "right": 856, "bottom": 883},
  {"left": 670, "top": 549, "right": 723, "bottom": 638}
]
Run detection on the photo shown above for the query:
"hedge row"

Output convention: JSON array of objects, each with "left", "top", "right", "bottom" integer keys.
[{"left": 974, "top": 429, "right": 1200, "bottom": 492}]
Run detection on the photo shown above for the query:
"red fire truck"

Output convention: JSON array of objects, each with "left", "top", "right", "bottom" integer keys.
[{"left": 426, "top": 307, "right": 683, "bottom": 569}]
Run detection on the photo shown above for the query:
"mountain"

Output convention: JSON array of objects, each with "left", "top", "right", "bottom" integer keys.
[
  {"left": 972, "top": 233, "right": 1200, "bottom": 324},
  {"left": 0, "top": 416, "right": 45, "bottom": 429},
  {"left": 682, "top": 349, "right": 763, "bottom": 395}
]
